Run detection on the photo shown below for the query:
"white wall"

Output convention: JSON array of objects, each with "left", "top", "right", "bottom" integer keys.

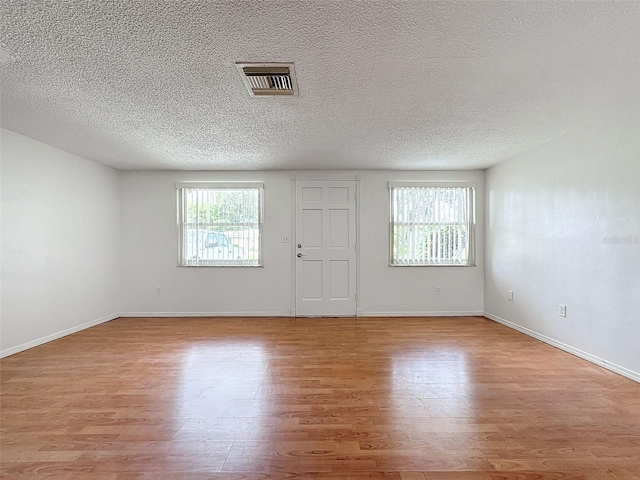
[
  {"left": 119, "top": 170, "right": 484, "bottom": 317},
  {"left": 119, "top": 171, "right": 293, "bottom": 316},
  {"left": 360, "top": 171, "right": 484, "bottom": 316},
  {"left": 484, "top": 114, "right": 640, "bottom": 380},
  {"left": 0, "top": 129, "right": 120, "bottom": 357}
]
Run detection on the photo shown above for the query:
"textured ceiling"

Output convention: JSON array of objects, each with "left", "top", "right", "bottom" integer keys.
[{"left": 1, "top": 1, "right": 639, "bottom": 171}]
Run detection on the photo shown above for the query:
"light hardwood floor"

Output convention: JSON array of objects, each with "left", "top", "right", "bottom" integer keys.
[{"left": 1, "top": 316, "right": 639, "bottom": 479}]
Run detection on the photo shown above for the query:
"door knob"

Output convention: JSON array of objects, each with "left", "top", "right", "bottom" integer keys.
[
  {"left": 297, "top": 253, "right": 305, "bottom": 258},
  {"left": 297, "top": 244, "right": 302, "bottom": 248}
]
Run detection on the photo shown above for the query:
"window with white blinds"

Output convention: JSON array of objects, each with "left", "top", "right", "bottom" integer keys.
[
  {"left": 389, "top": 183, "right": 475, "bottom": 266},
  {"left": 177, "top": 183, "right": 263, "bottom": 267}
]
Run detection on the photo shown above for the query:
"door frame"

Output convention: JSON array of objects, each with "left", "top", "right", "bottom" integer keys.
[{"left": 290, "top": 174, "right": 361, "bottom": 317}]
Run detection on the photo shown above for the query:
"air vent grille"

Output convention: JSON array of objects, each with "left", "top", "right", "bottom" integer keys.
[
  {"left": 236, "top": 62, "right": 298, "bottom": 97},
  {"left": 246, "top": 74, "right": 292, "bottom": 91}
]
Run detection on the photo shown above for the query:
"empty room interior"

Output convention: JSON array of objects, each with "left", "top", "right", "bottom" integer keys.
[{"left": 1, "top": 1, "right": 639, "bottom": 479}]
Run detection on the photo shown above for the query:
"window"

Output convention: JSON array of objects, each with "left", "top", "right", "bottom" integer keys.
[
  {"left": 389, "top": 183, "right": 475, "bottom": 266},
  {"left": 177, "top": 182, "right": 263, "bottom": 266}
]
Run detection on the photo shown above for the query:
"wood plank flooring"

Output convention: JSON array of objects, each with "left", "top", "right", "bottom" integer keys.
[{"left": 1, "top": 316, "right": 639, "bottom": 479}]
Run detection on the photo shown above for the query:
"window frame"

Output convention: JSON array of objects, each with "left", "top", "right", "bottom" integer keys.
[
  {"left": 388, "top": 181, "right": 476, "bottom": 267},
  {"left": 176, "top": 182, "right": 264, "bottom": 267}
]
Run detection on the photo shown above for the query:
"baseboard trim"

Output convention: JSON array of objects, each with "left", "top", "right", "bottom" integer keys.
[
  {"left": 362, "top": 311, "right": 484, "bottom": 317},
  {"left": 0, "top": 313, "right": 120, "bottom": 358},
  {"left": 119, "top": 311, "right": 292, "bottom": 318},
  {"left": 484, "top": 312, "right": 640, "bottom": 383}
]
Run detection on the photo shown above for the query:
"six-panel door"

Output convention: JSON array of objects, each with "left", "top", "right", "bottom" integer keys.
[{"left": 295, "top": 180, "right": 357, "bottom": 316}]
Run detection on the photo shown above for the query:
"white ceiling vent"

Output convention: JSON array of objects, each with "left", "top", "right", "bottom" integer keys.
[{"left": 236, "top": 62, "right": 298, "bottom": 97}]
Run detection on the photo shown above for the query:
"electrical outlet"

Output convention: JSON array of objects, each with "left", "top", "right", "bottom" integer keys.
[
  {"left": 558, "top": 304, "right": 567, "bottom": 317},
  {"left": 156, "top": 287, "right": 162, "bottom": 295},
  {"left": 281, "top": 234, "right": 290, "bottom": 243},
  {"left": 508, "top": 290, "right": 514, "bottom": 301},
  {"left": 436, "top": 286, "right": 442, "bottom": 295}
]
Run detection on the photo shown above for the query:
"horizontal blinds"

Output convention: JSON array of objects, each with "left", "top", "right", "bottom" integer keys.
[{"left": 391, "top": 186, "right": 473, "bottom": 266}]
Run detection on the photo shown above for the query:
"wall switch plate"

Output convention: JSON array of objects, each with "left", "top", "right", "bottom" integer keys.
[
  {"left": 508, "top": 290, "right": 514, "bottom": 301},
  {"left": 436, "top": 286, "right": 442, "bottom": 295},
  {"left": 559, "top": 304, "right": 567, "bottom": 317},
  {"left": 281, "top": 234, "right": 290, "bottom": 243}
]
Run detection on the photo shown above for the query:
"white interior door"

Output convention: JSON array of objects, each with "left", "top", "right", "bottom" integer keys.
[{"left": 295, "top": 180, "right": 357, "bottom": 316}]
